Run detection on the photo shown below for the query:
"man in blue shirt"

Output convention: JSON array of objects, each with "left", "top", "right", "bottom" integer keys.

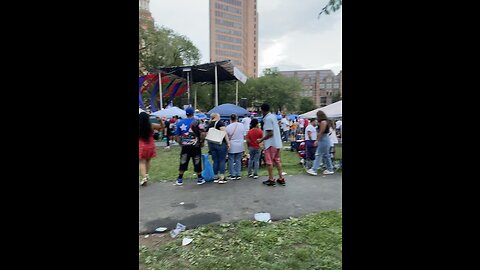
[{"left": 175, "top": 107, "right": 206, "bottom": 185}]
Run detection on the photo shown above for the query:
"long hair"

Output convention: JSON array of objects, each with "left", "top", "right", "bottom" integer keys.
[
  {"left": 139, "top": 112, "right": 152, "bottom": 142},
  {"left": 316, "top": 110, "right": 328, "bottom": 123}
]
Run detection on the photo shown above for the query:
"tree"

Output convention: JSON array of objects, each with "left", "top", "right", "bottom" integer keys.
[
  {"left": 318, "top": 0, "right": 342, "bottom": 17},
  {"left": 299, "top": 97, "right": 317, "bottom": 113},
  {"left": 332, "top": 92, "right": 342, "bottom": 103},
  {"left": 139, "top": 23, "right": 200, "bottom": 75}
]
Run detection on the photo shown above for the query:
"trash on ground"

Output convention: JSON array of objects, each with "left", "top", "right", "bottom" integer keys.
[
  {"left": 254, "top": 212, "right": 271, "bottom": 222},
  {"left": 182, "top": 237, "right": 193, "bottom": 246},
  {"left": 155, "top": 227, "right": 168, "bottom": 232},
  {"left": 179, "top": 202, "right": 185, "bottom": 205},
  {"left": 170, "top": 228, "right": 181, "bottom": 238},
  {"left": 282, "top": 172, "right": 287, "bottom": 175},
  {"left": 176, "top": 223, "right": 186, "bottom": 232},
  {"left": 144, "top": 234, "right": 149, "bottom": 238}
]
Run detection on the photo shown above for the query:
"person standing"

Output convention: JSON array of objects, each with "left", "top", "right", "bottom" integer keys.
[
  {"left": 304, "top": 119, "right": 318, "bottom": 170},
  {"left": 280, "top": 115, "right": 290, "bottom": 142},
  {"left": 175, "top": 107, "right": 206, "bottom": 186},
  {"left": 246, "top": 118, "right": 263, "bottom": 179},
  {"left": 225, "top": 114, "right": 245, "bottom": 180},
  {"left": 207, "top": 112, "right": 230, "bottom": 184},
  {"left": 306, "top": 110, "right": 334, "bottom": 176},
  {"left": 139, "top": 112, "right": 163, "bottom": 186},
  {"left": 241, "top": 115, "right": 252, "bottom": 136},
  {"left": 256, "top": 104, "right": 286, "bottom": 186}
]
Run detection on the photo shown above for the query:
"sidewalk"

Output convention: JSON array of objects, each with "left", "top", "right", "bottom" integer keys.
[{"left": 139, "top": 173, "right": 342, "bottom": 234}]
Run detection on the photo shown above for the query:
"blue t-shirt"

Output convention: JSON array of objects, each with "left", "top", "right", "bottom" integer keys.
[{"left": 175, "top": 118, "right": 205, "bottom": 146}]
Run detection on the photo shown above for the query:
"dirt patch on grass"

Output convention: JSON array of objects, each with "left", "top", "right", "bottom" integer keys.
[{"left": 139, "top": 233, "right": 174, "bottom": 249}]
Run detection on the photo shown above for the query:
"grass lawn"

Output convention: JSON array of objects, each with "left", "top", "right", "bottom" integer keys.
[
  {"left": 139, "top": 210, "right": 342, "bottom": 270},
  {"left": 145, "top": 142, "right": 314, "bottom": 182}
]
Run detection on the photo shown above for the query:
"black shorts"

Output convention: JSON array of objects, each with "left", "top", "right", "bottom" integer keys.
[{"left": 179, "top": 145, "right": 202, "bottom": 172}]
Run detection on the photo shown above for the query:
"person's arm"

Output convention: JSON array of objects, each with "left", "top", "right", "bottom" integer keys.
[
  {"left": 307, "top": 129, "right": 313, "bottom": 140},
  {"left": 221, "top": 126, "right": 230, "bottom": 148},
  {"left": 257, "top": 130, "right": 273, "bottom": 143},
  {"left": 245, "top": 132, "right": 251, "bottom": 147},
  {"left": 152, "top": 123, "right": 163, "bottom": 130},
  {"left": 314, "top": 121, "right": 327, "bottom": 146}
]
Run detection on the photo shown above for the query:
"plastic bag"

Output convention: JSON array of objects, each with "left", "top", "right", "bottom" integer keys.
[{"left": 201, "top": 154, "right": 215, "bottom": 182}]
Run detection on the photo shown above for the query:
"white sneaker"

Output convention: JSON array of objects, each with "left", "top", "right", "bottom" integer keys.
[
  {"left": 323, "top": 170, "right": 334, "bottom": 175},
  {"left": 306, "top": 169, "right": 317, "bottom": 176}
]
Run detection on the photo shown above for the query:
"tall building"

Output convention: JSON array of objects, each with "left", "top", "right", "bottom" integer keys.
[
  {"left": 209, "top": 0, "right": 258, "bottom": 78},
  {"left": 139, "top": 0, "right": 153, "bottom": 29},
  {"left": 279, "top": 69, "right": 342, "bottom": 107}
]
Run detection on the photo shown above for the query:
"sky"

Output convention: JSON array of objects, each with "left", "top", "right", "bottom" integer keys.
[{"left": 149, "top": 0, "right": 342, "bottom": 76}]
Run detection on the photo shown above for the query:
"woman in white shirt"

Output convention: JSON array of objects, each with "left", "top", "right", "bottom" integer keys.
[{"left": 225, "top": 114, "right": 245, "bottom": 180}]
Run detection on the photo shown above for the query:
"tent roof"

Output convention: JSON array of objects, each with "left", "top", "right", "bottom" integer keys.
[
  {"left": 299, "top": 100, "right": 342, "bottom": 119},
  {"left": 151, "top": 60, "right": 247, "bottom": 84}
]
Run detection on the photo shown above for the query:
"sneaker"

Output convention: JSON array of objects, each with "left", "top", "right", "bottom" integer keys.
[
  {"left": 218, "top": 179, "right": 228, "bottom": 184},
  {"left": 140, "top": 177, "right": 148, "bottom": 186},
  {"left": 227, "top": 176, "right": 237, "bottom": 181},
  {"left": 235, "top": 176, "right": 242, "bottom": 180},
  {"left": 197, "top": 178, "right": 206, "bottom": 185},
  {"left": 323, "top": 170, "right": 334, "bottom": 175},
  {"left": 248, "top": 174, "right": 254, "bottom": 178},
  {"left": 276, "top": 178, "right": 286, "bottom": 186},
  {"left": 164, "top": 146, "right": 170, "bottom": 150},
  {"left": 306, "top": 169, "right": 318, "bottom": 176},
  {"left": 176, "top": 178, "right": 183, "bottom": 186},
  {"left": 253, "top": 175, "right": 259, "bottom": 179},
  {"left": 262, "top": 179, "right": 276, "bottom": 186}
]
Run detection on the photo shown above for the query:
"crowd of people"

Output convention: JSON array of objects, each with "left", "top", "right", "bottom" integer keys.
[{"left": 138, "top": 103, "right": 341, "bottom": 187}]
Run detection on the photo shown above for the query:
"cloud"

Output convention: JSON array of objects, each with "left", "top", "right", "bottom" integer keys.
[{"left": 149, "top": 0, "right": 342, "bottom": 75}]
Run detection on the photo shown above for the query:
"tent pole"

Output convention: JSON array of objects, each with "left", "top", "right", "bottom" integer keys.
[
  {"left": 187, "top": 71, "right": 191, "bottom": 106},
  {"left": 215, "top": 63, "right": 218, "bottom": 107},
  {"left": 236, "top": 81, "right": 238, "bottom": 105},
  {"left": 158, "top": 73, "right": 163, "bottom": 110}
]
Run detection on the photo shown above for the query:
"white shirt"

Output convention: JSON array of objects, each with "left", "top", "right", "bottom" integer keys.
[
  {"left": 225, "top": 122, "right": 245, "bottom": 153},
  {"left": 280, "top": 118, "right": 289, "bottom": 131},
  {"left": 305, "top": 124, "right": 317, "bottom": 141},
  {"left": 328, "top": 128, "right": 338, "bottom": 146},
  {"left": 241, "top": 117, "right": 251, "bottom": 132},
  {"left": 335, "top": 120, "right": 342, "bottom": 129},
  {"left": 262, "top": 113, "right": 283, "bottom": 149},
  {"left": 299, "top": 118, "right": 305, "bottom": 128}
]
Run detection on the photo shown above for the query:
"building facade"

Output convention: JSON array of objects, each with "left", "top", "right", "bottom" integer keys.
[
  {"left": 139, "top": 0, "right": 153, "bottom": 29},
  {"left": 209, "top": 0, "right": 258, "bottom": 78},
  {"left": 279, "top": 69, "right": 342, "bottom": 107}
]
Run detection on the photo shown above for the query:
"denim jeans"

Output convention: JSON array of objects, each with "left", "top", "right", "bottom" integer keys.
[
  {"left": 311, "top": 134, "right": 333, "bottom": 172},
  {"left": 228, "top": 152, "right": 242, "bottom": 177},
  {"left": 209, "top": 142, "right": 227, "bottom": 176},
  {"left": 248, "top": 147, "right": 260, "bottom": 175}
]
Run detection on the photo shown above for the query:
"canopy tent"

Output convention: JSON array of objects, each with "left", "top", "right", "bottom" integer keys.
[
  {"left": 152, "top": 60, "right": 247, "bottom": 108},
  {"left": 139, "top": 108, "right": 145, "bottom": 114},
  {"left": 194, "top": 113, "right": 207, "bottom": 120},
  {"left": 207, "top": 103, "right": 251, "bottom": 118},
  {"left": 151, "top": 106, "right": 187, "bottom": 119},
  {"left": 299, "top": 100, "right": 342, "bottom": 119}
]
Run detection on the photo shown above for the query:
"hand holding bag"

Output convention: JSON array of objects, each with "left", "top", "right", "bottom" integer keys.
[{"left": 205, "top": 120, "right": 226, "bottom": 144}]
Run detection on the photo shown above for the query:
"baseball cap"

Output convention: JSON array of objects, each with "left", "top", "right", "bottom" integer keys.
[{"left": 185, "top": 107, "right": 194, "bottom": 116}]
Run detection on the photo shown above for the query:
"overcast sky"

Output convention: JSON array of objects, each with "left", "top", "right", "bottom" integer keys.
[{"left": 149, "top": 0, "right": 342, "bottom": 76}]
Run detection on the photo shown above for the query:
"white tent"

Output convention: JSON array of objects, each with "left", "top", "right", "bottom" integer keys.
[
  {"left": 300, "top": 100, "right": 342, "bottom": 119},
  {"left": 151, "top": 106, "right": 187, "bottom": 119}
]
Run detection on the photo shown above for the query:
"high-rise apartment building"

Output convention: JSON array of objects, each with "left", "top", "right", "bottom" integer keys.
[
  {"left": 209, "top": 0, "right": 258, "bottom": 78},
  {"left": 279, "top": 69, "right": 342, "bottom": 107}
]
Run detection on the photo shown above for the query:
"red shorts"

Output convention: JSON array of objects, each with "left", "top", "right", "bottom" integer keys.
[{"left": 264, "top": 146, "right": 281, "bottom": 166}]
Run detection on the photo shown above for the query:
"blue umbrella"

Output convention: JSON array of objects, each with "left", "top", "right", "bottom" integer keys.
[
  {"left": 194, "top": 113, "right": 207, "bottom": 119},
  {"left": 207, "top": 103, "right": 251, "bottom": 118},
  {"left": 287, "top": 114, "right": 299, "bottom": 121}
]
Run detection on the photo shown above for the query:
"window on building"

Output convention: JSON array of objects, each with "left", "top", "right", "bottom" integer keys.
[
  {"left": 319, "top": 83, "right": 326, "bottom": 88},
  {"left": 326, "top": 84, "right": 332, "bottom": 89},
  {"left": 333, "top": 83, "right": 339, "bottom": 89},
  {"left": 320, "top": 97, "right": 327, "bottom": 106}
]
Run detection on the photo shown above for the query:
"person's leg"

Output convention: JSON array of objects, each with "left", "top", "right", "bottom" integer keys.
[
  {"left": 210, "top": 144, "right": 219, "bottom": 176},
  {"left": 320, "top": 136, "right": 334, "bottom": 172},
  {"left": 234, "top": 152, "right": 242, "bottom": 177},
  {"left": 228, "top": 152, "right": 235, "bottom": 178},
  {"left": 311, "top": 144, "right": 322, "bottom": 172},
  {"left": 145, "top": 158, "right": 151, "bottom": 181},
  {"left": 248, "top": 147, "right": 254, "bottom": 175},
  {"left": 177, "top": 147, "right": 190, "bottom": 185},
  {"left": 218, "top": 144, "right": 227, "bottom": 178},
  {"left": 274, "top": 149, "right": 284, "bottom": 179},
  {"left": 253, "top": 148, "right": 260, "bottom": 176},
  {"left": 192, "top": 147, "right": 205, "bottom": 184},
  {"left": 139, "top": 159, "right": 147, "bottom": 180},
  {"left": 262, "top": 147, "right": 276, "bottom": 186}
]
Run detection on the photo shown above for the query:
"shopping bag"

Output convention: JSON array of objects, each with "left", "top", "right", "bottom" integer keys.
[{"left": 201, "top": 154, "right": 215, "bottom": 181}]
